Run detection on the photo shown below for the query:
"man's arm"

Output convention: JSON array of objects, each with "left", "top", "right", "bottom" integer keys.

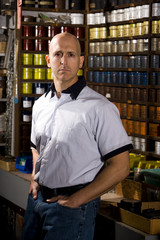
[
  {"left": 29, "top": 148, "right": 39, "bottom": 199},
  {"left": 47, "top": 150, "right": 130, "bottom": 207}
]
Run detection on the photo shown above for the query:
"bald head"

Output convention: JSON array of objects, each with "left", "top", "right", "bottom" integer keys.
[{"left": 49, "top": 32, "right": 82, "bottom": 56}]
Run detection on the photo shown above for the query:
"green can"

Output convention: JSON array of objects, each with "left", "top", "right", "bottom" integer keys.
[
  {"left": 22, "top": 83, "right": 33, "bottom": 94},
  {"left": 22, "top": 68, "right": 33, "bottom": 79},
  {"left": 34, "top": 54, "right": 47, "bottom": 65},
  {"left": 22, "top": 53, "right": 33, "bottom": 65},
  {"left": 34, "top": 68, "right": 46, "bottom": 80}
]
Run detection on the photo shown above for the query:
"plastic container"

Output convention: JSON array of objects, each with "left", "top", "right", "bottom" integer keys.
[
  {"left": 152, "top": 3, "right": 160, "bottom": 17},
  {"left": 15, "top": 156, "right": 32, "bottom": 173},
  {"left": 71, "top": 13, "right": 84, "bottom": 24},
  {"left": 142, "top": 168, "right": 160, "bottom": 187}
]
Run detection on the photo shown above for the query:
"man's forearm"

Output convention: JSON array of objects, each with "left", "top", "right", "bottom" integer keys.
[{"left": 67, "top": 150, "right": 130, "bottom": 207}]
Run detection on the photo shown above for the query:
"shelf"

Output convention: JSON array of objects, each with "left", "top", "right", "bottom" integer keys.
[
  {"left": 89, "top": 35, "right": 150, "bottom": 42},
  {"left": 0, "top": 98, "right": 7, "bottom": 102},
  {"left": 145, "top": 151, "right": 160, "bottom": 159},
  {"left": 88, "top": 52, "right": 149, "bottom": 56},
  {"left": 106, "top": 18, "right": 149, "bottom": 26},
  {"left": 104, "top": 0, "right": 150, "bottom": 11},
  {"left": 21, "top": 21, "right": 86, "bottom": 28},
  {"left": 88, "top": 67, "right": 147, "bottom": 72},
  {"left": 0, "top": 143, "right": 6, "bottom": 147},
  {"left": 87, "top": 81, "right": 147, "bottom": 88},
  {"left": 21, "top": 79, "right": 52, "bottom": 83},
  {"left": 22, "top": 7, "right": 86, "bottom": 13}
]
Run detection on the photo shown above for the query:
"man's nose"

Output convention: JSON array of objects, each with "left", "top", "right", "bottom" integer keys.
[{"left": 60, "top": 55, "right": 67, "bottom": 65}]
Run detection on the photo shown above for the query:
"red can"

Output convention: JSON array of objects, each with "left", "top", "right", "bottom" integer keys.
[
  {"left": 74, "top": 27, "right": 84, "bottom": 39},
  {"left": 48, "top": 26, "right": 60, "bottom": 38},
  {"left": 35, "top": 25, "right": 47, "bottom": 37},
  {"left": 35, "top": 39, "right": 48, "bottom": 51},
  {"left": 61, "top": 26, "right": 73, "bottom": 34},
  {"left": 23, "top": 39, "right": 34, "bottom": 51},
  {"left": 22, "top": 26, "right": 34, "bottom": 37}
]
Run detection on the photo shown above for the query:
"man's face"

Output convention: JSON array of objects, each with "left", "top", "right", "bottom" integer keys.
[{"left": 46, "top": 35, "right": 84, "bottom": 84}]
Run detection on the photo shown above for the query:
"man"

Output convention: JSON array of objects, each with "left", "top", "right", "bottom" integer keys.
[{"left": 22, "top": 32, "right": 132, "bottom": 240}]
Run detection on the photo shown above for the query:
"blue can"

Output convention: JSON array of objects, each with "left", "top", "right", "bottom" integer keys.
[
  {"left": 101, "top": 72, "right": 105, "bottom": 83},
  {"left": 88, "top": 71, "right": 94, "bottom": 82},
  {"left": 94, "top": 71, "right": 100, "bottom": 82},
  {"left": 135, "top": 72, "right": 142, "bottom": 85},
  {"left": 123, "top": 72, "right": 129, "bottom": 84},
  {"left": 112, "top": 72, "right": 117, "bottom": 83},
  {"left": 129, "top": 72, "right": 135, "bottom": 84},
  {"left": 105, "top": 72, "right": 111, "bottom": 83},
  {"left": 157, "top": 72, "right": 160, "bottom": 85},
  {"left": 150, "top": 72, "right": 157, "bottom": 85},
  {"left": 117, "top": 72, "right": 123, "bottom": 84},
  {"left": 142, "top": 72, "right": 147, "bottom": 85}
]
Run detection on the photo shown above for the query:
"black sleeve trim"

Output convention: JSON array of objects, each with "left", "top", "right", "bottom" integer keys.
[
  {"left": 30, "top": 141, "right": 36, "bottom": 149},
  {"left": 102, "top": 144, "right": 133, "bottom": 162}
]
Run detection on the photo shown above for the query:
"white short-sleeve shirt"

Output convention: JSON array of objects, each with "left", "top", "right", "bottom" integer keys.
[{"left": 31, "top": 78, "right": 132, "bottom": 188}]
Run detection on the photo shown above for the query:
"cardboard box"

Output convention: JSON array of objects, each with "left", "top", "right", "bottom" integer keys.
[
  {"left": 116, "top": 179, "right": 160, "bottom": 201},
  {"left": 112, "top": 202, "right": 160, "bottom": 234},
  {"left": 0, "top": 158, "right": 16, "bottom": 171},
  {"left": 0, "top": 42, "right": 7, "bottom": 53},
  {"left": 115, "top": 179, "right": 147, "bottom": 201}
]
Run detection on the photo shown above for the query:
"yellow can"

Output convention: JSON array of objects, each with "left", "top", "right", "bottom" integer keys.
[
  {"left": 130, "top": 24, "right": 136, "bottom": 36},
  {"left": 47, "top": 68, "right": 53, "bottom": 80},
  {"left": 123, "top": 24, "right": 130, "bottom": 37},
  {"left": 136, "top": 22, "right": 143, "bottom": 36},
  {"left": 34, "top": 68, "right": 46, "bottom": 80},
  {"left": 89, "top": 28, "right": 99, "bottom": 39},
  {"left": 22, "top": 68, "right": 33, "bottom": 79},
  {"left": 152, "top": 20, "right": 159, "bottom": 34},
  {"left": 143, "top": 21, "right": 149, "bottom": 35},
  {"left": 77, "top": 69, "right": 83, "bottom": 76},
  {"left": 117, "top": 25, "right": 123, "bottom": 38},
  {"left": 99, "top": 27, "right": 107, "bottom": 39},
  {"left": 109, "top": 26, "right": 117, "bottom": 38},
  {"left": 22, "top": 53, "right": 33, "bottom": 65},
  {"left": 22, "top": 83, "right": 33, "bottom": 94},
  {"left": 34, "top": 54, "right": 46, "bottom": 65}
]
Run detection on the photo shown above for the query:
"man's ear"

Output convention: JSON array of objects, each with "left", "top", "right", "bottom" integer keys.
[
  {"left": 46, "top": 55, "right": 51, "bottom": 67},
  {"left": 79, "top": 56, "right": 84, "bottom": 68}
]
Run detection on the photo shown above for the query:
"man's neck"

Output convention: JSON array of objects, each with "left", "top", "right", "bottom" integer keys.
[{"left": 54, "top": 77, "right": 78, "bottom": 98}]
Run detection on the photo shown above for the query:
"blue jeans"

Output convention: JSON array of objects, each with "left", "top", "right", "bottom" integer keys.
[{"left": 22, "top": 190, "right": 100, "bottom": 240}]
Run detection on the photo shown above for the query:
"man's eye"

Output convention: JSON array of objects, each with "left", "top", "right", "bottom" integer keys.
[
  {"left": 69, "top": 53, "right": 75, "bottom": 57},
  {"left": 55, "top": 52, "right": 62, "bottom": 57}
]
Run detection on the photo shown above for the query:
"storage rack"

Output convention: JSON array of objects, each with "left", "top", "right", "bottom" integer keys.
[
  {"left": 15, "top": 0, "right": 160, "bottom": 162},
  {"left": 86, "top": 0, "right": 160, "bottom": 161},
  {"left": 16, "top": 3, "right": 87, "bottom": 155}
]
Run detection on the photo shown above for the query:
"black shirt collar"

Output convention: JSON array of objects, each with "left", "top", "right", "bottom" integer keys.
[{"left": 45, "top": 76, "right": 86, "bottom": 100}]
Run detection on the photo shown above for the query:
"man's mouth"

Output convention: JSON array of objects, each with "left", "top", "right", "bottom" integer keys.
[{"left": 59, "top": 68, "right": 70, "bottom": 72}]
